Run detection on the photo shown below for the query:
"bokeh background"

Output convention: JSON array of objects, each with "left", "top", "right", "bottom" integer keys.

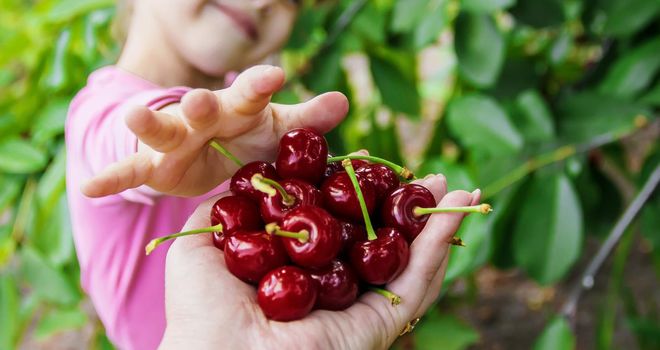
[{"left": 1, "top": 0, "right": 659, "bottom": 349}]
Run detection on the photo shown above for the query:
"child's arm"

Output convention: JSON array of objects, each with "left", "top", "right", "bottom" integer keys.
[{"left": 82, "top": 65, "right": 348, "bottom": 198}]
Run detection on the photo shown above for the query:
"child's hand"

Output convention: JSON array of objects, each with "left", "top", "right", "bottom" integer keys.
[{"left": 82, "top": 65, "right": 348, "bottom": 197}]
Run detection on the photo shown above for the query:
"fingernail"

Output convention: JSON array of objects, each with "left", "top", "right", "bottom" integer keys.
[
  {"left": 471, "top": 188, "right": 481, "bottom": 200},
  {"left": 424, "top": 174, "right": 434, "bottom": 180}
]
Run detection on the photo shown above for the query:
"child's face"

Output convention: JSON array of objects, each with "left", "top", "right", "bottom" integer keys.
[{"left": 147, "top": 0, "right": 299, "bottom": 76}]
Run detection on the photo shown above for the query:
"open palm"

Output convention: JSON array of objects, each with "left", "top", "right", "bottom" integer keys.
[
  {"left": 82, "top": 65, "right": 348, "bottom": 197},
  {"left": 159, "top": 176, "right": 479, "bottom": 350}
]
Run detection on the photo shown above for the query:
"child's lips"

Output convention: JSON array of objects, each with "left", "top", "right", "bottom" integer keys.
[{"left": 211, "top": 2, "right": 259, "bottom": 41}]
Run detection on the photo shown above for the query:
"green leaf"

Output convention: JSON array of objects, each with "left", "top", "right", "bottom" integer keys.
[
  {"left": 445, "top": 213, "right": 493, "bottom": 282},
  {"left": 601, "top": 0, "right": 660, "bottom": 37},
  {"left": 34, "top": 195, "right": 74, "bottom": 267},
  {"left": 32, "top": 99, "right": 69, "bottom": 145},
  {"left": 413, "top": 1, "right": 446, "bottom": 48},
  {"left": 302, "top": 47, "right": 343, "bottom": 93},
  {"left": 35, "top": 307, "right": 88, "bottom": 340},
  {"left": 0, "top": 175, "right": 23, "bottom": 212},
  {"left": 533, "top": 317, "right": 576, "bottom": 350},
  {"left": 350, "top": 2, "right": 386, "bottom": 44},
  {"left": 0, "top": 275, "right": 19, "bottom": 350},
  {"left": 369, "top": 54, "right": 421, "bottom": 116},
  {"left": 36, "top": 144, "right": 67, "bottom": 209},
  {"left": 42, "top": 28, "right": 72, "bottom": 90},
  {"left": 513, "top": 173, "right": 583, "bottom": 284},
  {"left": 0, "top": 138, "right": 48, "bottom": 174},
  {"left": 510, "top": 0, "right": 564, "bottom": 28},
  {"left": 461, "top": 0, "right": 515, "bottom": 14},
  {"left": 514, "top": 90, "right": 555, "bottom": 143},
  {"left": 548, "top": 30, "right": 572, "bottom": 65},
  {"left": 45, "top": 0, "right": 115, "bottom": 23},
  {"left": 598, "top": 38, "right": 660, "bottom": 99},
  {"left": 285, "top": 6, "right": 329, "bottom": 50},
  {"left": 446, "top": 94, "right": 523, "bottom": 155},
  {"left": 640, "top": 82, "right": 660, "bottom": 106},
  {"left": 414, "top": 311, "right": 479, "bottom": 350},
  {"left": 19, "top": 247, "right": 79, "bottom": 305},
  {"left": 454, "top": 12, "right": 504, "bottom": 87},
  {"left": 557, "top": 91, "right": 649, "bottom": 143},
  {"left": 417, "top": 159, "right": 476, "bottom": 191},
  {"left": 391, "top": 0, "right": 430, "bottom": 33}
]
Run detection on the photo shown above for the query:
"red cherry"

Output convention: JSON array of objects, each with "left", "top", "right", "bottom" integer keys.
[
  {"left": 230, "top": 161, "right": 279, "bottom": 201},
  {"left": 276, "top": 128, "right": 328, "bottom": 184},
  {"left": 257, "top": 266, "right": 318, "bottom": 321},
  {"left": 355, "top": 164, "right": 400, "bottom": 201},
  {"left": 338, "top": 221, "right": 367, "bottom": 255},
  {"left": 321, "top": 171, "right": 376, "bottom": 223},
  {"left": 324, "top": 160, "right": 367, "bottom": 180},
  {"left": 277, "top": 206, "right": 342, "bottom": 268},
  {"left": 349, "top": 228, "right": 410, "bottom": 285},
  {"left": 210, "top": 195, "right": 263, "bottom": 250},
  {"left": 224, "top": 231, "right": 288, "bottom": 284},
  {"left": 259, "top": 179, "right": 323, "bottom": 223},
  {"left": 380, "top": 184, "right": 435, "bottom": 242},
  {"left": 308, "top": 260, "right": 359, "bottom": 311}
]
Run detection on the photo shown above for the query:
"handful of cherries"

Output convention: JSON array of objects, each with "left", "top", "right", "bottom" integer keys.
[{"left": 146, "top": 128, "right": 492, "bottom": 321}]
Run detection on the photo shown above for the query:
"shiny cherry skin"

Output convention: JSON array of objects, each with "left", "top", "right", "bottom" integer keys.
[
  {"left": 260, "top": 179, "right": 323, "bottom": 223},
  {"left": 257, "top": 266, "right": 318, "bottom": 321},
  {"left": 338, "top": 221, "right": 367, "bottom": 255},
  {"left": 276, "top": 128, "right": 328, "bottom": 184},
  {"left": 279, "top": 206, "right": 342, "bottom": 268},
  {"left": 349, "top": 228, "right": 410, "bottom": 285},
  {"left": 381, "top": 184, "right": 436, "bottom": 242},
  {"left": 308, "top": 260, "right": 359, "bottom": 311},
  {"left": 321, "top": 171, "right": 376, "bottom": 223},
  {"left": 324, "top": 160, "right": 368, "bottom": 180},
  {"left": 210, "top": 195, "right": 263, "bottom": 250},
  {"left": 230, "top": 161, "right": 279, "bottom": 201},
  {"left": 355, "top": 164, "right": 400, "bottom": 201},
  {"left": 224, "top": 231, "right": 288, "bottom": 284}
]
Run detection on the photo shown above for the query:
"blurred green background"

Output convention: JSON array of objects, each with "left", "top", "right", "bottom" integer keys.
[{"left": 1, "top": 0, "right": 659, "bottom": 349}]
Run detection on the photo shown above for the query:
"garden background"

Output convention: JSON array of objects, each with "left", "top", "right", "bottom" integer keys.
[{"left": 0, "top": 0, "right": 659, "bottom": 348}]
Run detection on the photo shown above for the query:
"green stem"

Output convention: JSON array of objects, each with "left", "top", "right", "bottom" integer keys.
[
  {"left": 265, "top": 223, "right": 309, "bottom": 243},
  {"left": 328, "top": 155, "right": 415, "bottom": 180},
  {"left": 145, "top": 224, "right": 223, "bottom": 255},
  {"left": 251, "top": 174, "right": 295, "bottom": 206},
  {"left": 209, "top": 140, "right": 243, "bottom": 167},
  {"left": 370, "top": 287, "right": 401, "bottom": 306},
  {"left": 413, "top": 204, "right": 493, "bottom": 216},
  {"left": 343, "top": 160, "right": 377, "bottom": 240}
]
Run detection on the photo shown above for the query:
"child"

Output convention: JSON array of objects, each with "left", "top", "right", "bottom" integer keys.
[{"left": 65, "top": 1, "right": 348, "bottom": 349}]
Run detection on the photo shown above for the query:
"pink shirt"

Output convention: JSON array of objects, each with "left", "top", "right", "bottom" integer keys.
[{"left": 65, "top": 66, "right": 227, "bottom": 350}]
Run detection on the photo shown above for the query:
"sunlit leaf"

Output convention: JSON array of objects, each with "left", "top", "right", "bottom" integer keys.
[
  {"left": 454, "top": 12, "right": 505, "bottom": 87},
  {"left": 0, "top": 138, "right": 48, "bottom": 174},
  {"left": 533, "top": 317, "right": 576, "bottom": 350},
  {"left": 19, "top": 247, "right": 79, "bottom": 305},
  {"left": 35, "top": 307, "right": 88, "bottom": 340},
  {"left": 598, "top": 37, "right": 660, "bottom": 99},
  {"left": 0, "top": 275, "right": 19, "bottom": 350},
  {"left": 414, "top": 311, "right": 479, "bottom": 350},
  {"left": 601, "top": 0, "right": 660, "bottom": 37}
]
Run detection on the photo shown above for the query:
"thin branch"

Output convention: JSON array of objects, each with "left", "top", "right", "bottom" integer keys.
[{"left": 560, "top": 163, "right": 660, "bottom": 321}]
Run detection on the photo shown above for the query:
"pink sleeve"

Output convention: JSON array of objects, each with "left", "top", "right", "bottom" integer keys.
[{"left": 78, "top": 87, "right": 190, "bottom": 206}]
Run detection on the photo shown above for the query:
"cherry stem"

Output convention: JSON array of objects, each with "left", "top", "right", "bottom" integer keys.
[
  {"left": 448, "top": 237, "right": 465, "bottom": 247},
  {"left": 370, "top": 287, "right": 401, "bottom": 306},
  {"left": 265, "top": 223, "right": 309, "bottom": 243},
  {"left": 328, "top": 155, "right": 415, "bottom": 180},
  {"left": 209, "top": 140, "right": 244, "bottom": 167},
  {"left": 413, "top": 204, "right": 493, "bottom": 216},
  {"left": 145, "top": 223, "right": 223, "bottom": 255},
  {"left": 251, "top": 174, "right": 295, "bottom": 206},
  {"left": 342, "top": 160, "right": 377, "bottom": 241}
]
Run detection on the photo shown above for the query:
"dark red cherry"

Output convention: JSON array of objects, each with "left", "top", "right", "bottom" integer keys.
[
  {"left": 355, "top": 164, "right": 400, "bottom": 201},
  {"left": 338, "top": 221, "right": 367, "bottom": 255},
  {"left": 321, "top": 171, "right": 376, "bottom": 223},
  {"left": 349, "top": 228, "right": 410, "bottom": 285},
  {"left": 224, "top": 231, "right": 288, "bottom": 284},
  {"left": 210, "top": 195, "right": 263, "bottom": 250},
  {"left": 308, "top": 260, "right": 359, "bottom": 311},
  {"left": 276, "top": 128, "right": 328, "bottom": 184},
  {"left": 324, "top": 160, "right": 367, "bottom": 180},
  {"left": 230, "top": 161, "right": 279, "bottom": 201},
  {"left": 257, "top": 266, "right": 318, "bottom": 321},
  {"left": 260, "top": 179, "right": 323, "bottom": 223},
  {"left": 380, "top": 184, "right": 436, "bottom": 242},
  {"left": 278, "top": 206, "right": 342, "bottom": 268}
]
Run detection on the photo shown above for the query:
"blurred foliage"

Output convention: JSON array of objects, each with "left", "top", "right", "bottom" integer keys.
[{"left": 0, "top": 0, "right": 659, "bottom": 348}]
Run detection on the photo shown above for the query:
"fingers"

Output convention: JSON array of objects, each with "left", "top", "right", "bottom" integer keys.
[
  {"left": 221, "top": 65, "right": 285, "bottom": 115},
  {"left": 180, "top": 89, "right": 221, "bottom": 130},
  {"left": 385, "top": 190, "right": 473, "bottom": 313},
  {"left": 125, "top": 106, "right": 187, "bottom": 153},
  {"left": 412, "top": 252, "right": 450, "bottom": 318},
  {"left": 81, "top": 153, "right": 154, "bottom": 197},
  {"left": 271, "top": 91, "right": 349, "bottom": 135}
]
